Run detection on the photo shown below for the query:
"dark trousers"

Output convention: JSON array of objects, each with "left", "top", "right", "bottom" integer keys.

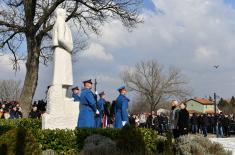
[
  {"left": 202, "top": 126, "right": 208, "bottom": 137},
  {"left": 173, "top": 129, "right": 180, "bottom": 139},
  {"left": 224, "top": 126, "right": 230, "bottom": 137},
  {"left": 191, "top": 124, "right": 198, "bottom": 134}
]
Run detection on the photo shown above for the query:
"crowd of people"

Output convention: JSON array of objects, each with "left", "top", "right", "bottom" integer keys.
[
  {"left": 127, "top": 100, "right": 235, "bottom": 138},
  {"left": 0, "top": 100, "right": 23, "bottom": 119},
  {"left": 0, "top": 99, "right": 46, "bottom": 119}
]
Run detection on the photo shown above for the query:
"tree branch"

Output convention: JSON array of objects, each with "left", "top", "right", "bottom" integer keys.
[{"left": 35, "top": 0, "right": 65, "bottom": 30}]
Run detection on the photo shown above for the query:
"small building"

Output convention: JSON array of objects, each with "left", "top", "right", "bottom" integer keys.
[{"left": 185, "top": 98, "right": 215, "bottom": 114}]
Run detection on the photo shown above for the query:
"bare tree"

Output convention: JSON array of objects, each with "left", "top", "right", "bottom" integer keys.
[
  {"left": 130, "top": 95, "right": 173, "bottom": 114},
  {"left": 121, "top": 60, "right": 190, "bottom": 112},
  {"left": 0, "top": 79, "right": 22, "bottom": 101},
  {"left": 0, "top": 0, "right": 142, "bottom": 116}
]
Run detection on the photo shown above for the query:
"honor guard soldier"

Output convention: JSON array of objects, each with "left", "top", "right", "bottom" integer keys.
[
  {"left": 114, "top": 86, "right": 129, "bottom": 128},
  {"left": 72, "top": 86, "right": 80, "bottom": 102},
  {"left": 77, "top": 79, "right": 97, "bottom": 128}
]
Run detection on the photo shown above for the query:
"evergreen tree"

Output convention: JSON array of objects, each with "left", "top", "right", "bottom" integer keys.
[
  {"left": 230, "top": 96, "right": 235, "bottom": 107},
  {"left": 218, "top": 98, "right": 227, "bottom": 108}
]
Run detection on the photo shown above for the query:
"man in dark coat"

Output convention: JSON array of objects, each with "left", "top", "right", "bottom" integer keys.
[
  {"left": 223, "top": 115, "right": 230, "bottom": 137},
  {"left": 190, "top": 113, "right": 198, "bottom": 134},
  {"left": 28, "top": 105, "right": 40, "bottom": 119},
  {"left": 178, "top": 103, "right": 189, "bottom": 136},
  {"left": 129, "top": 114, "right": 136, "bottom": 126},
  {"left": 146, "top": 113, "right": 153, "bottom": 129},
  {"left": 10, "top": 106, "right": 20, "bottom": 119},
  {"left": 198, "top": 115, "right": 203, "bottom": 134},
  {"left": 216, "top": 113, "right": 224, "bottom": 138},
  {"left": 202, "top": 114, "right": 209, "bottom": 137},
  {"left": 210, "top": 114, "right": 216, "bottom": 134},
  {"left": 158, "top": 114, "right": 165, "bottom": 135}
]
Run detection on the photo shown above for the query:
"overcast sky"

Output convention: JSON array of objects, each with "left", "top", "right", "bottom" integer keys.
[{"left": 1, "top": 0, "right": 235, "bottom": 101}]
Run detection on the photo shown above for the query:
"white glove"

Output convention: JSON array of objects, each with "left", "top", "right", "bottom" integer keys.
[
  {"left": 122, "top": 121, "right": 127, "bottom": 126},
  {"left": 96, "top": 109, "right": 100, "bottom": 115},
  {"left": 95, "top": 91, "right": 99, "bottom": 95}
]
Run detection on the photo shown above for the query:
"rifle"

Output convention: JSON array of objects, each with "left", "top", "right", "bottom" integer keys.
[
  {"left": 94, "top": 79, "right": 99, "bottom": 117},
  {"left": 94, "top": 79, "right": 98, "bottom": 102}
]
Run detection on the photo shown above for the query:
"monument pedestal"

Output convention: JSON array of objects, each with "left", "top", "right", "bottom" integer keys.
[
  {"left": 42, "top": 113, "right": 78, "bottom": 129},
  {"left": 42, "top": 85, "right": 80, "bottom": 129}
]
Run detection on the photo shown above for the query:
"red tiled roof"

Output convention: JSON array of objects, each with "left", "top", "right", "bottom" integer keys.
[{"left": 191, "top": 98, "right": 214, "bottom": 105}]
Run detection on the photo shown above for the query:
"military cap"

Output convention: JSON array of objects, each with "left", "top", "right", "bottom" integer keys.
[
  {"left": 83, "top": 79, "right": 93, "bottom": 84},
  {"left": 99, "top": 91, "right": 105, "bottom": 97},
  {"left": 72, "top": 86, "right": 79, "bottom": 91},
  {"left": 117, "top": 86, "right": 126, "bottom": 92}
]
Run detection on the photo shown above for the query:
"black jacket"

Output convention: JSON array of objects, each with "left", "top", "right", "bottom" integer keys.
[
  {"left": 202, "top": 115, "right": 209, "bottom": 126},
  {"left": 178, "top": 109, "right": 189, "bottom": 128},
  {"left": 190, "top": 115, "right": 198, "bottom": 125}
]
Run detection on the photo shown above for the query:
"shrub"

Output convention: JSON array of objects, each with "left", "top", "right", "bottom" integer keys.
[
  {"left": 116, "top": 125, "right": 146, "bottom": 155},
  {"left": 34, "top": 129, "right": 77, "bottom": 155},
  {"left": 0, "top": 128, "right": 41, "bottom": 155},
  {"left": 175, "top": 135, "right": 232, "bottom": 155}
]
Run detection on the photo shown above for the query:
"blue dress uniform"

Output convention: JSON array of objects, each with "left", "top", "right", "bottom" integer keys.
[
  {"left": 77, "top": 88, "right": 97, "bottom": 128},
  {"left": 72, "top": 93, "right": 80, "bottom": 102},
  {"left": 95, "top": 98, "right": 105, "bottom": 128},
  {"left": 114, "top": 93, "right": 129, "bottom": 128},
  {"left": 72, "top": 86, "right": 80, "bottom": 102}
]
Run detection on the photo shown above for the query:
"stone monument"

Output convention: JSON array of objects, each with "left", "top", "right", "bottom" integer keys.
[{"left": 42, "top": 8, "right": 80, "bottom": 129}]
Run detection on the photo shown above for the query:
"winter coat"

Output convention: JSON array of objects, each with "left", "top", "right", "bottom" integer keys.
[
  {"left": 77, "top": 88, "right": 96, "bottom": 128},
  {"left": 114, "top": 94, "right": 129, "bottom": 128},
  {"left": 178, "top": 109, "right": 189, "bottom": 129}
]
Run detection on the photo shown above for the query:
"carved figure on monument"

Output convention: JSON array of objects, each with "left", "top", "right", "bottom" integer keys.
[
  {"left": 42, "top": 8, "right": 79, "bottom": 129},
  {"left": 52, "top": 8, "right": 73, "bottom": 89}
]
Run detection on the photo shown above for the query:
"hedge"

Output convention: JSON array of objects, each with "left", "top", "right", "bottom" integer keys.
[
  {"left": 0, "top": 118, "right": 41, "bottom": 136},
  {"left": 0, "top": 128, "right": 41, "bottom": 155},
  {"left": 0, "top": 119, "right": 171, "bottom": 155}
]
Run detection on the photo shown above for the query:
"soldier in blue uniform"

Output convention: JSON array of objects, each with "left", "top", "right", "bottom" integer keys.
[
  {"left": 72, "top": 86, "right": 80, "bottom": 102},
  {"left": 77, "top": 79, "right": 97, "bottom": 128},
  {"left": 95, "top": 91, "right": 105, "bottom": 128},
  {"left": 114, "top": 86, "right": 129, "bottom": 128}
]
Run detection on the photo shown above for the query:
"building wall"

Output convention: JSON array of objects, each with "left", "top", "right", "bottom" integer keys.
[
  {"left": 203, "top": 105, "right": 214, "bottom": 113},
  {"left": 186, "top": 100, "right": 214, "bottom": 113},
  {"left": 186, "top": 100, "right": 204, "bottom": 113}
]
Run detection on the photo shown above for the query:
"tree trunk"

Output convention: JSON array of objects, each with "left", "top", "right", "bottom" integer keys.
[{"left": 19, "top": 36, "right": 40, "bottom": 118}]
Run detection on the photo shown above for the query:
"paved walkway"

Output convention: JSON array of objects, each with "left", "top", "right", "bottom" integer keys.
[{"left": 210, "top": 138, "right": 235, "bottom": 155}]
